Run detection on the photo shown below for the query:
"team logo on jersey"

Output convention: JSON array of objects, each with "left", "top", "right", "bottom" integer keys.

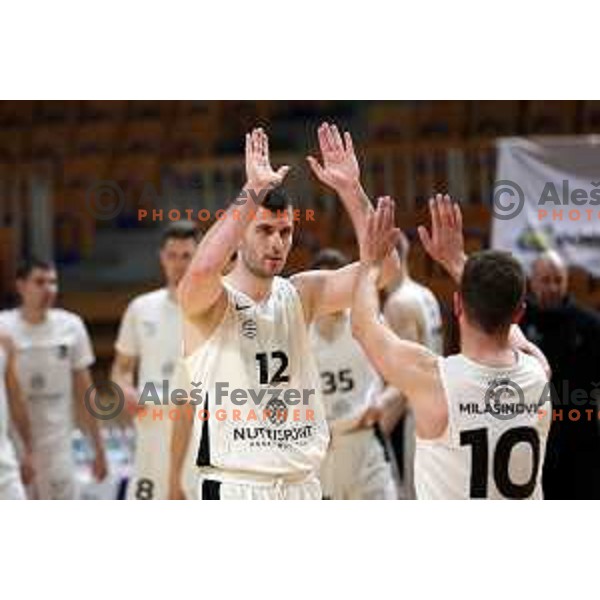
[
  {"left": 235, "top": 301, "right": 251, "bottom": 311},
  {"left": 241, "top": 318, "right": 257, "bottom": 339},
  {"left": 265, "top": 397, "right": 288, "bottom": 427},
  {"left": 484, "top": 377, "right": 526, "bottom": 421},
  {"left": 57, "top": 344, "right": 68, "bottom": 359},
  {"left": 31, "top": 373, "right": 45, "bottom": 391},
  {"left": 142, "top": 320, "right": 157, "bottom": 336}
]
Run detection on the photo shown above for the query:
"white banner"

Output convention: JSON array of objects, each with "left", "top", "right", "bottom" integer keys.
[{"left": 490, "top": 136, "right": 600, "bottom": 276}]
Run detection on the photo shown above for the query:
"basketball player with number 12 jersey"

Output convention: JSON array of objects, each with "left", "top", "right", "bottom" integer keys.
[{"left": 170, "top": 125, "right": 401, "bottom": 500}]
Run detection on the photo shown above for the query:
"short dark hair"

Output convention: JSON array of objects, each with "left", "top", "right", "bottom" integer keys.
[
  {"left": 16, "top": 257, "right": 55, "bottom": 280},
  {"left": 310, "top": 248, "right": 350, "bottom": 270},
  {"left": 262, "top": 186, "right": 292, "bottom": 213},
  {"left": 460, "top": 250, "right": 525, "bottom": 335},
  {"left": 160, "top": 221, "right": 199, "bottom": 247}
]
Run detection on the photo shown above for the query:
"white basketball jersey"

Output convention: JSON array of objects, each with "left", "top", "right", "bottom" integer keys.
[
  {"left": 0, "top": 344, "right": 20, "bottom": 490},
  {"left": 309, "top": 311, "right": 379, "bottom": 424},
  {"left": 415, "top": 352, "right": 551, "bottom": 499},
  {"left": 116, "top": 288, "right": 183, "bottom": 394},
  {"left": 399, "top": 279, "right": 444, "bottom": 355},
  {"left": 0, "top": 308, "right": 94, "bottom": 458},
  {"left": 184, "top": 276, "right": 329, "bottom": 477},
  {"left": 115, "top": 288, "right": 185, "bottom": 500}
]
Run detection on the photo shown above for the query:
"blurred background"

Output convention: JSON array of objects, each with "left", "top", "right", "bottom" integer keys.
[
  {"left": 1, "top": 100, "right": 600, "bottom": 378},
  {"left": 2, "top": 100, "right": 600, "bottom": 498}
]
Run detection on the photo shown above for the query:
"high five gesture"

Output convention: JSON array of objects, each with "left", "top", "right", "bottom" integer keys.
[
  {"left": 245, "top": 127, "right": 290, "bottom": 195},
  {"left": 307, "top": 122, "right": 360, "bottom": 193},
  {"left": 417, "top": 194, "right": 467, "bottom": 283}
]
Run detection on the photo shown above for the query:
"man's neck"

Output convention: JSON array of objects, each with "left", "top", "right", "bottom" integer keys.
[
  {"left": 460, "top": 324, "right": 515, "bottom": 368},
  {"left": 166, "top": 284, "right": 179, "bottom": 303},
  {"left": 226, "top": 264, "right": 273, "bottom": 303},
  {"left": 19, "top": 306, "right": 48, "bottom": 325}
]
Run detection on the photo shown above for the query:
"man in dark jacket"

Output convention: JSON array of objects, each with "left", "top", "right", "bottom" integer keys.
[{"left": 522, "top": 251, "right": 600, "bottom": 499}]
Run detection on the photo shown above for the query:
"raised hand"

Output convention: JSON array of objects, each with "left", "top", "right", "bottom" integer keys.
[
  {"left": 245, "top": 128, "right": 290, "bottom": 195},
  {"left": 307, "top": 122, "right": 360, "bottom": 193},
  {"left": 360, "top": 196, "right": 402, "bottom": 266},
  {"left": 417, "top": 194, "right": 466, "bottom": 283}
]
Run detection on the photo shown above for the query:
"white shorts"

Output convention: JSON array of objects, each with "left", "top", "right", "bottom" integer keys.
[
  {"left": 0, "top": 474, "right": 26, "bottom": 500},
  {"left": 127, "top": 416, "right": 199, "bottom": 500},
  {"left": 320, "top": 426, "right": 397, "bottom": 500},
  {"left": 197, "top": 472, "right": 322, "bottom": 500},
  {"left": 29, "top": 450, "right": 78, "bottom": 500},
  {"left": 29, "top": 468, "right": 78, "bottom": 500}
]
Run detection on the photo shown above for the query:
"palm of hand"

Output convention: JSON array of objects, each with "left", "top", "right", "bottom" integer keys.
[
  {"left": 321, "top": 152, "right": 359, "bottom": 188},
  {"left": 433, "top": 232, "right": 463, "bottom": 263},
  {"left": 249, "top": 157, "right": 279, "bottom": 190}
]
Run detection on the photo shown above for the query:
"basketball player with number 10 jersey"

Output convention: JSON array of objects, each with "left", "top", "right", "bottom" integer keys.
[{"left": 352, "top": 195, "right": 552, "bottom": 500}]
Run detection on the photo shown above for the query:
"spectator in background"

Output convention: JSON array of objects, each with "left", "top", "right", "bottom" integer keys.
[{"left": 522, "top": 251, "right": 600, "bottom": 499}]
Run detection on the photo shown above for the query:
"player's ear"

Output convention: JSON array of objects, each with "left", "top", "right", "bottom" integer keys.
[{"left": 512, "top": 301, "right": 526, "bottom": 324}]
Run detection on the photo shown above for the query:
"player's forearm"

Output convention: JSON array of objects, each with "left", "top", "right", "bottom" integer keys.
[
  {"left": 74, "top": 377, "right": 106, "bottom": 456},
  {"left": 509, "top": 325, "right": 551, "bottom": 378},
  {"left": 6, "top": 362, "right": 34, "bottom": 453},
  {"left": 351, "top": 263, "right": 383, "bottom": 343},
  {"left": 184, "top": 184, "right": 262, "bottom": 280},
  {"left": 339, "top": 182, "right": 401, "bottom": 287},
  {"left": 81, "top": 406, "right": 105, "bottom": 455},
  {"left": 9, "top": 395, "right": 33, "bottom": 454},
  {"left": 178, "top": 186, "right": 262, "bottom": 316},
  {"left": 111, "top": 362, "right": 136, "bottom": 395}
]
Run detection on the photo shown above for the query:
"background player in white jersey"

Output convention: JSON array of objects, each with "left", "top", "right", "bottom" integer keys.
[
  {"left": 0, "top": 259, "right": 107, "bottom": 499},
  {"left": 352, "top": 195, "right": 552, "bottom": 499},
  {"left": 383, "top": 232, "right": 444, "bottom": 498},
  {"left": 309, "top": 248, "right": 397, "bottom": 499},
  {"left": 112, "top": 221, "right": 199, "bottom": 500},
  {"left": 170, "top": 124, "right": 401, "bottom": 500},
  {"left": 0, "top": 330, "right": 35, "bottom": 499}
]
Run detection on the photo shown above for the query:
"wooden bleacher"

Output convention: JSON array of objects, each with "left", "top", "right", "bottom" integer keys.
[{"left": 1, "top": 100, "right": 600, "bottom": 368}]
